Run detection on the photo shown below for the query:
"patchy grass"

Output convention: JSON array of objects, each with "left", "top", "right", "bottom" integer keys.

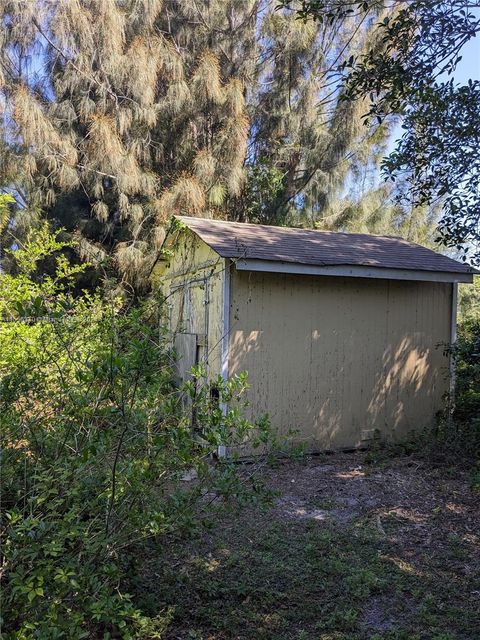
[{"left": 129, "top": 453, "right": 480, "bottom": 639}]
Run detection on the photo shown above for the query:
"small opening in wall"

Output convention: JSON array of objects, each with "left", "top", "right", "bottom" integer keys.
[{"left": 210, "top": 385, "right": 220, "bottom": 402}]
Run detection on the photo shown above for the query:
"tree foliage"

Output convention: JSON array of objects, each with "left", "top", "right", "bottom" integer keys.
[
  {"left": 0, "top": 0, "right": 249, "bottom": 290},
  {"left": 243, "top": 0, "right": 393, "bottom": 227},
  {"left": 0, "top": 221, "right": 273, "bottom": 638},
  {"left": 0, "top": 0, "right": 411, "bottom": 290},
  {"left": 282, "top": 0, "right": 480, "bottom": 263},
  {"left": 383, "top": 80, "right": 480, "bottom": 260}
]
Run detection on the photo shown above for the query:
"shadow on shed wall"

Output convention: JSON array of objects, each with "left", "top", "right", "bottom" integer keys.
[{"left": 228, "top": 271, "right": 452, "bottom": 450}]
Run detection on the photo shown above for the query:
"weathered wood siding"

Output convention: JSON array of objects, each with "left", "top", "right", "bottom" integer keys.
[
  {"left": 228, "top": 270, "right": 452, "bottom": 450},
  {"left": 159, "top": 230, "right": 226, "bottom": 380}
]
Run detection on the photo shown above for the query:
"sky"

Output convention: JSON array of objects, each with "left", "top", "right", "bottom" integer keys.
[
  {"left": 385, "top": 26, "right": 480, "bottom": 154},
  {"left": 450, "top": 26, "right": 480, "bottom": 83}
]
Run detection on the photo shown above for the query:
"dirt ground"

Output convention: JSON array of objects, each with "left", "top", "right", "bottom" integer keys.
[{"left": 133, "top": 452, "right": 480, "bottom": 640}]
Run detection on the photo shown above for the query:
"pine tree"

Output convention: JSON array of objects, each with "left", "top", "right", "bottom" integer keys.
[
  {"left": 0, "top": 0, "right": 417, "bottom": 290},
  {"left": 242, "top": 1, "right": 393, "bottom": 226},
  {"left": 1, "top": 0, "right": 250, "bottom": 289}
]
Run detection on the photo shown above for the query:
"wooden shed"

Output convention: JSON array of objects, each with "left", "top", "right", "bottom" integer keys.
[{"left": 158, "top": 216, "right": 475, "bottom": 453}]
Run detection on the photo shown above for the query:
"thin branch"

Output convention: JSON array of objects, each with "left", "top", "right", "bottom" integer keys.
[{"left": 31, "top": 17, "right": 140, "bottom": 108}]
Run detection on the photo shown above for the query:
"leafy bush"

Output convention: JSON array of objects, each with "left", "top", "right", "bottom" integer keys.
[
  {"left": 448, "top": 277, "right": 480, "bottom": 467},
  {"left": 452, "top": 318, "right": 480, "bottom": 453},
  {"left": 425, "top": 315, "right": 480, "bottom": 467},
  {"left": 458, "top": 277, "right": 480, "bottom": 321},
  {"left": 0, "top": 226, "right": 272, "bottom": 638}
]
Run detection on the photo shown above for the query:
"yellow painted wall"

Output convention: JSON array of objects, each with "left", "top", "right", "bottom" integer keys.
[
  {"left": 160, "top": 229, "right": 226, "bottom": 380},
  {"left": 228, "top": 270, "right": 452, "bottom": 450}
]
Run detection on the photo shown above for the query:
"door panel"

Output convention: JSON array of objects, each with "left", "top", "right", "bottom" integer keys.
[
  {"left": 174, "top": 332, "right": 198, "bottom": 386},
  {"left": 170, "top": 279, "right": 209, "bottom": 372}
]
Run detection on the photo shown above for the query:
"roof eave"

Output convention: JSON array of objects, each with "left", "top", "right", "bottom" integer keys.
[{"left": 235, "top": 258, "right": 475, "bottom": 284}]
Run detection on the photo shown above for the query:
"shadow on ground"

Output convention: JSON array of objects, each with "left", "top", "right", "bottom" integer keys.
[{"left": 129, "top": 452, "right": 480, "bottom": 640}]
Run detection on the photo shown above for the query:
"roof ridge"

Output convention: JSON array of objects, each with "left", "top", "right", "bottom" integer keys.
[{"left": 177, "top": 215, "right": 410, "bottom": 243}]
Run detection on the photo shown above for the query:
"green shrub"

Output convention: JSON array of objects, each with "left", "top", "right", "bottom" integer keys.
[
  {"left": 427, "top": 316, "right": 480, "bottom": 465},
  {"left": 0, "top": 226, "right": 272, "bottom": 638},
  {"left": 433, "top": 277, "right": 480, "bottom": 469},
  {"left": 452, "top": 317, "right": 480, "bottom": 453}
]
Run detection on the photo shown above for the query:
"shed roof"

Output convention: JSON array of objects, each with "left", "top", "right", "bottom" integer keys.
[{"left": 176, "top": 216, "right": 474, "bottom": 277}]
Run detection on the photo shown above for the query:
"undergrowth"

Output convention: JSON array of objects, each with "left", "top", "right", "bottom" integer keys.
[{"left": 0, "top": 226, "right": 275, "bottom": 639}]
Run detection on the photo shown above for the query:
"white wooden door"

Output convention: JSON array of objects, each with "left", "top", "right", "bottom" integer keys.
[
  {"left": 170, "top": 278, "right": 209, "bottom": 383},
  {"left": 174, "top": 332, "right": 198, "bottom": 386}
]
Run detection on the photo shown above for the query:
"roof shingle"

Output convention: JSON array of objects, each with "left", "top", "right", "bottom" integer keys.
[{"left": 177, "top": 216, "right": 474, "bottom": 275}]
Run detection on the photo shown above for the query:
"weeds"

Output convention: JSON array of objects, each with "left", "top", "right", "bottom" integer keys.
[{"left": 0, "top": 229, "right": 275, "bottom": 638}]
